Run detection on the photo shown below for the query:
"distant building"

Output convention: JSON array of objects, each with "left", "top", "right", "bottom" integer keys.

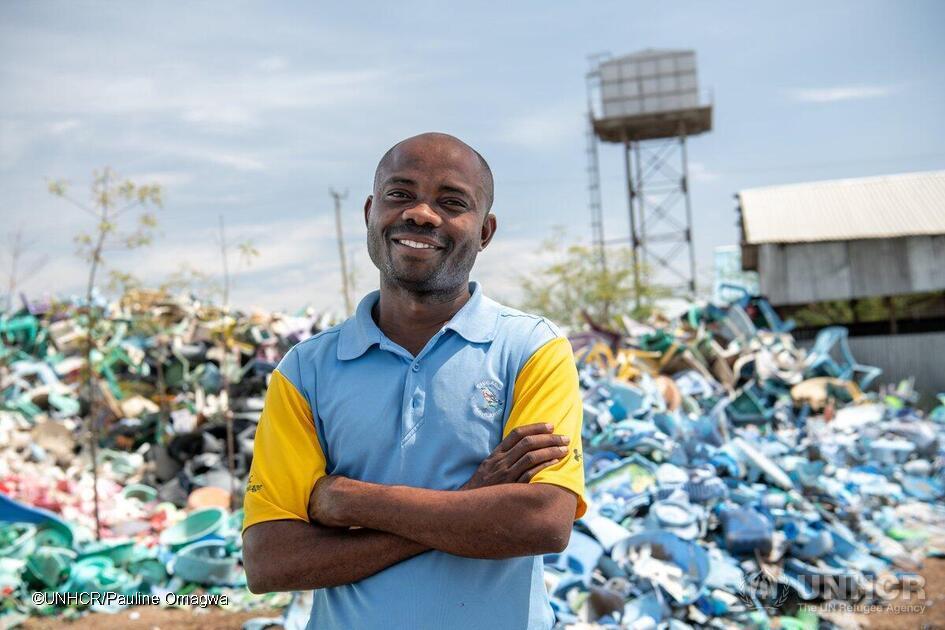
[
  {"left": 737, "top": 170, "right": 945, "bottom": 398},
  {"left": 713, "top": 245, "right": 759, "bottom": 304}
]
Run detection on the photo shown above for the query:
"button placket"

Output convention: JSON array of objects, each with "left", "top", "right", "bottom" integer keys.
[
  {"left": 401, "top": 333, "right": 444, "bottom": 446},
  {"left": 401, "top": 358, "right": 425, "bottom": 445},
  {"left": 376, "top": 329, "right": 442, "bottom": 445}
]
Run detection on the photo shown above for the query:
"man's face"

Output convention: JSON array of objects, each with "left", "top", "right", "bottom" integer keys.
[{"left": 365, "top": 136, "right": 496, "bottom": 295}]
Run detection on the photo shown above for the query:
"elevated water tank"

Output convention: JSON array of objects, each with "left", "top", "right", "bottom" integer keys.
[{"left": 592, "top": 49, "right": 712, "bottom": 142}]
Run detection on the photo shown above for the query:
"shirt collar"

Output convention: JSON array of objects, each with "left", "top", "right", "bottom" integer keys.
[{"left": 336, "top": 281, "right": 500, "bottom": 361}]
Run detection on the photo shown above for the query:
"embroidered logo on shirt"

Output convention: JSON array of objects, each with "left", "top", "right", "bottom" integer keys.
[
  {"left": 472, "top": 379, "right": 504, "bottom": 420},
  {"left": 573, "top": 449, "right": 582, "bottom": 462},
  {"left": 246, "top": 473, "right": 263, "bottom": 494}
]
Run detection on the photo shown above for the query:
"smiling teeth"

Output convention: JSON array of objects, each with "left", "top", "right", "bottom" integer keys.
[{"left": 398, "top": 239, "right": 436, "bottom": 249}]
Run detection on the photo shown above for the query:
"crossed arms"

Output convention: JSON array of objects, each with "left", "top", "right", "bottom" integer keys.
[{"left": 242, "top": 424, "right": 576, "bottom": 593}]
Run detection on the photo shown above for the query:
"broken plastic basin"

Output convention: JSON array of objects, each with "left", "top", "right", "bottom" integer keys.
[
  {"left": 169, "top": 539, "right": 240, "bottom": 585},
  {"left": 159, "top": 507, "right": 227, "bottom": 551},
  {"left": 63, "top": 556, "right": 132, "bottom": 594},
  {"left": 869, "top": 438, "right": 915, "bottom": 465},
  {"left": 227, "top": 509, "right": 245, "bottom": 537},
  {"left": 121, "top": 484, "right": 158, "bottom": 503},
  {"left": 131, "top": 557, "right": 168, "bottom": 587},
  {"left": 25, "top": 545, "right": 76, "bottom": 588},
  {"left": 0, "top": 523, "right": 37, "bottom": 559},
  {"left": 77, "top": 539, "right": 137, "bottom": 566},
  {"left": 648, "top": 500, "right": 700, "bottom": 540},
  {"left": 612, "top": 531, "right": 709, "bottom": 605}
]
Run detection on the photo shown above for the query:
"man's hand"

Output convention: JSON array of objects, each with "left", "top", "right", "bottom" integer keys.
[{"left": 462, "top": 423, "right": 570, "bottom": 490}]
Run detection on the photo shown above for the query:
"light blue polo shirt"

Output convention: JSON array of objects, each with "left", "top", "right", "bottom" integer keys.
[{"left": 243, "top": 282, "right": 586, "bottom": 629}]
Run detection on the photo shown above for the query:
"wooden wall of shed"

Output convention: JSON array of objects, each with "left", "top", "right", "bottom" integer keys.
[{"left": 758, "top": 235, "right": 945, "bottom": 306}]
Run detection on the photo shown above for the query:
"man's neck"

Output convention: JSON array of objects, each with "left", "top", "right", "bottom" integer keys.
[{"left": 374, "top": 278, "right": 472, "bottom": 357}]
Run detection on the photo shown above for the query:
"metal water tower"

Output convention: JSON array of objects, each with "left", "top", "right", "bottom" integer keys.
[{"left": 586, "top": 49, "right": 713, "bottom": 304}]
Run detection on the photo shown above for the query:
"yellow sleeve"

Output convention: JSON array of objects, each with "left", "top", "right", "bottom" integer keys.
[
  {"left": 242, "top": 369, "right": 327, "bottom": 534},
  {"left": 503, "top": 336, "right": 587, "bottom": 519}
]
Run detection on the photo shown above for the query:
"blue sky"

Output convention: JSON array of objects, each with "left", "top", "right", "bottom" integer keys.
[{"left": 2, "top": 1, "right": 943, "bottom": 314}]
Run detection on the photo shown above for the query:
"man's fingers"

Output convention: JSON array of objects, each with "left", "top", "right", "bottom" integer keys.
[
  {"left": 497, "top": 423, "right": 553, "bottom": 453},
  {"left": 518, "top": 458, "right": 560, "bottom": 483},
  {"left": 507, "top": 445, "right": 570, "bottom": 479},
  {"left": 503, "top": 432, "right": 569, "bottom": 464}
]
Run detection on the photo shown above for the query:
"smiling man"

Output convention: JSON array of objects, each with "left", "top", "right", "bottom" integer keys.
[{"left": 242, "top": 132, "right": 585, "bottom": 629}]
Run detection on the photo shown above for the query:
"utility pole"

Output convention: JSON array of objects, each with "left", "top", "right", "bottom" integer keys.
[
  {"left": 330, "top": 189, "right": 353, "bottom": 317},
  {"left": 219, "top": 215, "right": 230, "bottom": 307},
  {"left": 217, "top": 215, "right": 236, "bottom": 511}
]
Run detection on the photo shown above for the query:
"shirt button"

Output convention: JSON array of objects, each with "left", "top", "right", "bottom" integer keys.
[{"left": 412, "top": 363, "right": 420, "bottom": 372}]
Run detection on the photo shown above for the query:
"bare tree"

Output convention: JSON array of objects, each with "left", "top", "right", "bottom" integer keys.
[
  {"left": 48, "top": 167, "right": 162, "bottom": 539},
  {"left": 518, "top": 230, "right": 673, "bottom": 328},
  {"left": 3, "top": 227, "right": 49, "bottom": 312},
  {"left": 217, "top": 215, "right": 259, "bottom": 509}
]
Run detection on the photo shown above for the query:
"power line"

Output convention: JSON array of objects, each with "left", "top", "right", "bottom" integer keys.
[{"left": 497, "top": 151, "right": 945, "bottom": 187}]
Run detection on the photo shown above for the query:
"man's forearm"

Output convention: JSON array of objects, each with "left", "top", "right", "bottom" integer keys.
[
  {"left": 330, "top": 481, "right": 573, "bottom": 559},
  {"left": 243, "top": 520, "right": 427, "bottom": 593}
]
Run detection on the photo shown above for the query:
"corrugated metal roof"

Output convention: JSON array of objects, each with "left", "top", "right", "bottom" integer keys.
[{"left": 738, "top": 170, "right": 945, "bottom": 244}]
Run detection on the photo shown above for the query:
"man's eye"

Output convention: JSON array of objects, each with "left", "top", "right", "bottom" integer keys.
[
  {"left": 387, "top": 191, "right": 409, "bottom": 198},
  {"left": 443, "top": 199, "right": 467, "bottom": 208}
]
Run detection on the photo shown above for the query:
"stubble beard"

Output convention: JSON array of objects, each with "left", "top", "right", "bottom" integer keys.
[{"left": 367, "top": 228, "right": 479, "bottom": 300}]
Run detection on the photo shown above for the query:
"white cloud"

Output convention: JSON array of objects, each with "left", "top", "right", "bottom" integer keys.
[
  {"left": 256, "top": 56, "right": 288, "bottom": 73},
  {"left": 203, "top": 152, "right": 266, "bottom": 171},
  {"left": 786, "top": 84, "right": 894, "bottom": 103},
  {"left": 0, "top": 119, "right": 29, "bottom": 168},
  {"left": 105, "top": 133, "right": 268, "bottom": 172},
  {"left": 173, "top": 192, "right": 245, "bottom": 206},
  {"left": 688, "top": 161, "right": 720, "bottom": 182},
  {"left": 3, "top": 64, "right": 386, "bottom": 118},
  {"left": 1, "top": 118, "right": 86, "bottom": 169},
  {"left": 496, "top": 103, "right": 581, "bottom": 150},
  {"left": 181, "top": 105, "right": 256, "bottom": 126},
  {"left": 47, "top": 119, "right": 80, "bottom": 134},
  {"left": 125, "top": 171, "right": 194, "bottom": 188}
]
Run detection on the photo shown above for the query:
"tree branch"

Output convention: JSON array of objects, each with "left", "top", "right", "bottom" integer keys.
[
  {"left": 59, "top": 194, "right": 102, "bottom": 219},
  {"left": 111, "top": 200, "right": 143, "bottom": 220}
]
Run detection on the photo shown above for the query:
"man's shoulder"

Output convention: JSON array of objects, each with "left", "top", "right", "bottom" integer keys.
[
  {"left": 279, "top": 323, "right": 344, "bottom": 367},
  {"left": 483, "top": 296, "right": 564, "bottom": 350}
]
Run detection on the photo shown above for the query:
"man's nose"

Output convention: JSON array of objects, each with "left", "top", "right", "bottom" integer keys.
[{"left": 401, "top": 202, "right": 442, "bottom": 227}]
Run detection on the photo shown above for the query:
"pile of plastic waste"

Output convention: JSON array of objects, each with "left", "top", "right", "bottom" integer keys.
[
  {"left": 0, "top": 289, "right": 329, "bottom": 625},
  {"left": 550, "top": 290, "right": 945, "bottom": 628},
  {"left": 2, "top": 286, "right": 945, "bottom": 628}
]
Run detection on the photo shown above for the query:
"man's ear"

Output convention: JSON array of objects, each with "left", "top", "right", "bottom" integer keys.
[
  {"left": 479, "top": 212, "right": 497, "bottom": 251},
  {"left": 363, "top": 195, "right": 373, "bottom": 227}
]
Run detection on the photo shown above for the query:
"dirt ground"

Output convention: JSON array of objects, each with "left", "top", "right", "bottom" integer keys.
[
  {"left": 812, "top": 558, "right": 945, "bottom": 630},
  {"left": 16, "top": 559, "right": 945, "bottom": 629},
  {"left": 21, "top": 607, "right": 283, "bottom": 630},
  {"left": 845, "top": 557, "right": 945, "bottom": 630}
]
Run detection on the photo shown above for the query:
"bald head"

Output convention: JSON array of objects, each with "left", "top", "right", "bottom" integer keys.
[{"left": 373, "top": 132, "right": 495, "bottom": 211}]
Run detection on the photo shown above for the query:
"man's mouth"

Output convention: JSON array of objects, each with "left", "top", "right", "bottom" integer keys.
[{"left": 391, "top": 237, "right": 444, "bottom": 250}]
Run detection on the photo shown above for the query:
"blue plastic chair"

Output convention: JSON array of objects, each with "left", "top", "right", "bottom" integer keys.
[
  {"left": 804, "top": 326, "right": 881, "bottom": 390},
  {"left": 719, "top": 284, "right": 795, "bottom": 333},
  {"left": 725, "top": 383, "right": 776, "bottom": 426}
]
